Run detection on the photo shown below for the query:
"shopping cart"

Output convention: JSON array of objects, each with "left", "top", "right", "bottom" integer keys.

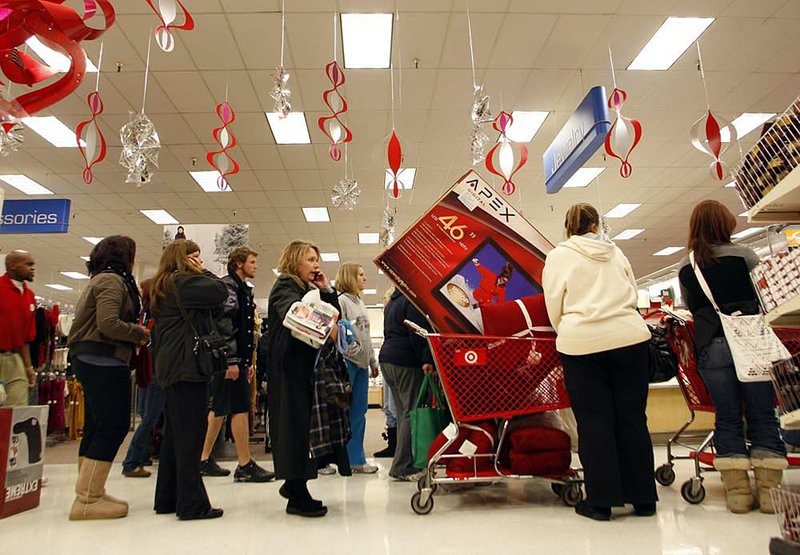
[
  {"left": 404, "top": 321, "right": 583, "bottom": 516},
  {"left": 654, "top": 310, "right": 800, "bottom": 504},
  {"left": 770, "top": 487, "right": 800, "bottom": 554}
]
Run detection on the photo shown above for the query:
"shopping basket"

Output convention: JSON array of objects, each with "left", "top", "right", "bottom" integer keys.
[
  {"left": 404, "top": 322, "right": 583, "bottom": 516},
  {"left": 770, "top": 487, "right": 800, "bottom": 553}
]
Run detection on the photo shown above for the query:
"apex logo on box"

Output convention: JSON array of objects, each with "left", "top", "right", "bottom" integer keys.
[{"left": 453, "top": 348, "right": 487, "bottom": 366}]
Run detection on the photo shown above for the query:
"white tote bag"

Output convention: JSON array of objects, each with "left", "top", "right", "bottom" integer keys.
[{"left": 690, "top": 252, "right": 789, "bottom": 382}]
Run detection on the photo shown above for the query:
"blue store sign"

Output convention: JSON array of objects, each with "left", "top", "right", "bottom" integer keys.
[
  {"left": 0, "top": 199, "right": 71, "bottom": 234},
  {"left": 543, "top": 85, "right": 611, "bottom": 194}
]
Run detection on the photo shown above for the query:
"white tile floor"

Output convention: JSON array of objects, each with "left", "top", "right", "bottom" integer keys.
[{"left": 0, "top": 447, "right": 793, "bottom": 554}]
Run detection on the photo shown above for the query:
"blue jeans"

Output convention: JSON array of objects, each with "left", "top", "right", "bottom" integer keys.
[
  {"left": 123, "top": 377, "right": 166, "bottom": 471},
  {"left": 698, "top": 337, "right": 786, "bottom": 458},
  {"left": 346, "top": 361, "right": 369, "bottom": 466}
]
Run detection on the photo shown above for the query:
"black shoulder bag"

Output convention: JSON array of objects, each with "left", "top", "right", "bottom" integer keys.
[{"left": 174, "top": 284, "right": 229, "bottom": 366}]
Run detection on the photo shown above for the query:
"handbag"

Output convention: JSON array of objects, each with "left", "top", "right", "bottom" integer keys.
[
  {"left": 410, "top": 373, "right": 451, "bottom": 469},
  {"left": 174, "top": 284, "right": 229, "bottom": 369},
  {"left": 648, "top": 321, "right": 678, "bottom": 383},
  {"left": 690, "top": 251, "right": 789, "bottom": 382}
]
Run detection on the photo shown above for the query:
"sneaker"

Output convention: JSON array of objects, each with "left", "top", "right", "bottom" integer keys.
[
  {"left": 234, "top": 459, "right": 275, "bottom": 483},
  {"left": 351, "top": 464, "right": 379, "bottom": 474},
  {"left": 122, "top": 465, "right": 152, "bottom": 478},
  {"left": 318, "top": 465, "right": 336, "bottom": 475},
  {"left": 391, "top": 470, "right": 425, "bottom": 482},
  {"left": 200, "top": 457, "right": 231, "bottom": 477}
]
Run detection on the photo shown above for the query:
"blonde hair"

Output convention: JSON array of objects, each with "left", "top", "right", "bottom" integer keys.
[
  {"left": 564, "top": 203, "right": 600, "bottom": 238},
  {"left": 382, "top": 286, "right": 396, "bottom": 305},
  {"left": 150, "top": 240, "right": 202, "bottom": 318},
  {"left": 277, "top": 240, "right": 320, "bottom": 286},
  {"left": 335, "top": 263, "right": 363, "bottom": 297}
]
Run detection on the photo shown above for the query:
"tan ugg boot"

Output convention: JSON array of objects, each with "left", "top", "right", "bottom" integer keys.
[
  {"left": 69, "top": 459, "right": 128, "bottom": 520},
  {"left": 714, "top": 457, "right": 756, "bottom": 514},
  {"left": 77, "top": 456, "right": 127, "bottom": 506},
  {"left": 752, "top": 456, "right": 788, "bottom": 514}
]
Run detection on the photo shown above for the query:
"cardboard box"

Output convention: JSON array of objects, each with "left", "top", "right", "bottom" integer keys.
[{"left": 0, "top": 405, "right": 48, "bottom": 518}]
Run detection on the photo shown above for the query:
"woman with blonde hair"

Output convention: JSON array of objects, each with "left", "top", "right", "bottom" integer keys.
[
  {"left": 150, "top": 240, "right": 228, "bottom": 520},
  {"left": 542, "top": 203, "right": 656, "bottom": 521},
  {"left": 333, "top": 262, "right": 379, "bottom": 474},
  {"left": 264, "top": 240, "right": 341, "bottom": 517}
]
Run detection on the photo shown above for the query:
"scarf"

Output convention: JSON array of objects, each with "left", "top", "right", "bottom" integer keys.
[{"left": 99, "top": 265, "right": 141, "bottom": 320}]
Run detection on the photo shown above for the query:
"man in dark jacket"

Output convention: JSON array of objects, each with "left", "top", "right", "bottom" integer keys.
[
  {"left": 379, "top": 288, "right": 434, "bottom": 481},
  {"left": 200, "top": 246, "right": 274, "bottom": 483}
]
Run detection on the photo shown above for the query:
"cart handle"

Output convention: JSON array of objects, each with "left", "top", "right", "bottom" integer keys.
[{"left": 403, "top": 319, "right": 429, "bottom": 337}]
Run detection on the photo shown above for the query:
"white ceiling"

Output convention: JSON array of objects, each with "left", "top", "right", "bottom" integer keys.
[{"left": 2, "top": 0, "right": 799, "bottom": 307}]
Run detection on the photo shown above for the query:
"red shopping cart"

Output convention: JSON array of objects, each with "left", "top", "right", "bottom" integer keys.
[
  {"left": 654, "top": 310, "right": 800, "bottom": 504},
  {"left": 404, "top": 321, "right": 583, "bottom": 516}
]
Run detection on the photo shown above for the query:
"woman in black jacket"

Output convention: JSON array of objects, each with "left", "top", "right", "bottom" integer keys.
[
  {"left": 265, "top": 239, "right": 339, "bottom": 517},
  {"left": 150, "top": 240, "right": 228, "bottom": 520}
]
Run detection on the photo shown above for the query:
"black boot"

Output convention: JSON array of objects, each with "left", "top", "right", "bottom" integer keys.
[{"left": 373, "top": 427, "right": 397, "bottom": 458}]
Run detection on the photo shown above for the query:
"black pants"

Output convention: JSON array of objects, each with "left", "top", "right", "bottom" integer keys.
[
  {"left": 559, "top": 341, "right": 657, "bottom": 508},
  {"left": 75, "top": 359, "right": 130, "bottom": 462},
  {"left": 155, "top": 381, "right": 212, "bottom": 518}
]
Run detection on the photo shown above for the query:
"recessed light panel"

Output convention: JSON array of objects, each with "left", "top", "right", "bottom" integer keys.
[
  {"left": 612, "top": 228, "right": 645, "bottom": 241},
  {"left": 341, "top": 13, "right": 393, "bottom": 69},
  {"left": 265, "top": 112, "right": 311, "bottom": 144},
  {"left": 140, "top": 209, "right": 179, "bottom": 225},
  {"left": 189, "top": 171, "right": 234, "bottom": 192},
  {"left": 45, "top": 283, "right": 73, "bottom": 291},
  {"left": 653, "top": 247, "right": 684, "bottom": 256},
  {"left": 562, "top": 167, "right": 605, "bottom": 189},
  {"left": 384, "top": 168, "right": 416, "bottom": 191},
  {"left": 604, "top": 204, "right": 641, "bottom": 218},
  {"left": 303, "top": 207, "right": 331, "bottom": 223},
  {"left": 0, "top": 174, "right": 53, "bottom": 195},
  {"left": 60, "top": 271, "right": 89, "bottom": 280},
  {"left": 321, "top": 252, "right": 340, "bottom": 262},
  {"left": 627, "top": 17, "right": 715, "bottom": 71},
  {"left": 22, "top": 116, "right": 86, "bottom": 148},
  {"left": 359, "top": 232, "right": 380, "bottom": 244}
]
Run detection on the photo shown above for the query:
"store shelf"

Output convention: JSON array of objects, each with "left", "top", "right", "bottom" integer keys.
[
  {"left": 766, "top": 294, "right": 800, "bottom": 327},
  {"left": 780, "top": 409, "right": 800, "bottom": 431},
  {"left": 748, "top": 164, "right": 800, "bottom": 223}
]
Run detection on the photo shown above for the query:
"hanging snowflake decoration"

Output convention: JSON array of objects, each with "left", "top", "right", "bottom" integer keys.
[
  {"left": 270, "top": 66, "right": 292, "bottom": 118},
  {"left": 469, "top": 84, "right": 492, "bottom": 166},
  {"left": 470, "top": 125, "right": 489, "bottom": 166},
  {"left": 119, "top": 111, "right": 160, "bottom": 185},
  {"left": 380, "top": 207, "right": 396, "bottom": 247},
  {"left": 331, "top": 178, "right": 360, "bottom": 210},
  {"left": 0, "top": 121, "right": 24, "bottom": 157}
]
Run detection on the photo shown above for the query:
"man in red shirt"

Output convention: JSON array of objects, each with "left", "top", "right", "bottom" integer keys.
[{"left": 0, "top": 250, "right": 37, "bottom": 406}]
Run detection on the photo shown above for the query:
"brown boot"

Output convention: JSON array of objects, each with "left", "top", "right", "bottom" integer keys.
[
  {"left": 77, "top": 456, "right": 127, "bottom": 506},
  {"left": 752, "top": 456, "right": 788, "bottom": 514},
  {"left": 69, "top": 458, "right": 128, "bottom": 520},
  {"left": 714, "top": 457, "right": 756, "bottom": 514}
]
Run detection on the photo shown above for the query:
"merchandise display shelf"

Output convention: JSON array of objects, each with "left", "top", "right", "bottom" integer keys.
[
  {"left": 766, "top": 294, "right": 800, "bottom": 327},
  {"left": 748, "top": 164, "right": 800, "bottom": 223}
]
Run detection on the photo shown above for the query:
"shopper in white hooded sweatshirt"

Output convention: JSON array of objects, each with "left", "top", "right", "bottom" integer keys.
[{"left": 542, "top": 203, "right": 656, "bottom": 521}]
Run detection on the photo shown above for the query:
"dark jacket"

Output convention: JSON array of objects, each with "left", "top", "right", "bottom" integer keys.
[
  {"left": 151, "top": 271, "right": 228, "bottom": 389},
  {"left": 265, "top": 275, "right": 339, "bottom": 481},
  {"left": 379, "top": 289, "right": 433, "bottom": 367},
  {"left": 69, "top": 272, "right": 146, "bottom": 364},
  {"left": 219, "top": 272, "right": 255, "bottom": 367}
]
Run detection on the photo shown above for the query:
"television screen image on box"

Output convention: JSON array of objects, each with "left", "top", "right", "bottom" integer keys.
[{"left": 434, "top": 240, "right": 542, "bottom": 333}]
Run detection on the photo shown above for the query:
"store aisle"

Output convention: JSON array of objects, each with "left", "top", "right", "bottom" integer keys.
[{"left": 0, "top": 447, "right": 790, "bottom": 554}]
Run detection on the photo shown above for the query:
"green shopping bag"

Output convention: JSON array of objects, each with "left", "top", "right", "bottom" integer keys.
[{"left": 410, "top": 373, "right": 451, "bottom": 469}]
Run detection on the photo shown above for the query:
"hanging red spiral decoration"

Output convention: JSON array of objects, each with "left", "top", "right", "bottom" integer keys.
[
  {"left": 604, "top": 87, "right": 642, "bottom": 178},
  {"left": 317, "top": 60, "right": 352, "bottom": 162},
  {"left": 485, "top": 111, "right": 528, "bottom": 196},
  {"left": 387, "top": 130, "right": 403, "bottom": 199},
  {"left": 690, "top": 110, "right": 736, "bottom": 181},
  {"left": 206, "top": 101, "right": 239, "bottom": 191},
  {"left": 144, "top": 0, "right": 194, "bottom": 53},
  {"left": 75, "top": 90, "right": 106, "bottom": 184}
]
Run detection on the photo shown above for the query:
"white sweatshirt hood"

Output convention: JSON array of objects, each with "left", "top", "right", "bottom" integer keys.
[{"left": 560, "top": 235, "right": 615, "bottom": 262}]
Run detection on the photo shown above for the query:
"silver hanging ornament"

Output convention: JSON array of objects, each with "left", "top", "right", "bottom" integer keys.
[
  {"left": 380, "top": 207, "right": 396, "bottom": 247},
  {"left": 331, "top": 177, "right": 360, "bottom": 210},
  {"left": 470, "top": 125, "right": 489, "bottom": 166},
  {"left": 119, "top": 111, "right": 160, "bottom": 184},
  {"left": 471, "top": 84, "right": 492, "bottom": 125},
  {"left": 0, "top": 122, "right": 24, "bottom": 157},
  {"left": 270, "top": 66, "right": 292, "bottom": 118}
]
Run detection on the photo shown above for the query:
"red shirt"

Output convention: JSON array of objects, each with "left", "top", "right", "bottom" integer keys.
[{"left": 0, "top": 273, "right": 37, "bottom": 352}]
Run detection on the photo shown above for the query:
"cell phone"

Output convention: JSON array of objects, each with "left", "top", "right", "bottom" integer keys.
[{"left": 313, "top": 271, "right": 321, "bottom": 281}]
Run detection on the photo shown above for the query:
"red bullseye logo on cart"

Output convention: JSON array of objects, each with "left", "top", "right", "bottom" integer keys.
[{"left": 454, "top": 348, "right": 487, "bottom": 366}]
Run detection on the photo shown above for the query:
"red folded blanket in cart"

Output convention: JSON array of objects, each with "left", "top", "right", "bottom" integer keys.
[
  {"left": 507, "top": 449, "right": 571, "bottom": 476},
  {"left": 428, "top": 421, "right": 497, "bottom": 473},
  {"left": 481, "top": 294, "right": 553, "bottom": 337},
  {"left": 509, "top": 426, "right": 571, "bottom": 453}
]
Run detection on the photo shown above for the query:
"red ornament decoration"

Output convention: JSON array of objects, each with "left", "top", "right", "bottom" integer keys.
[
  {"left": 0, "top": 0, "right": 115, "bottom": 119},
  {"left": 690, "top": 110, "right": 736, "bottom": 181},
  {"left": 144, "top": 0, "right": 194, "bottom": 53},
  {"left": 206, "top": 101, "right": 239, "bottom": 191},
  {"left": 604, "top": 88, "right": 642, "bottom": 178},
  {"left": 387, "top": 130, "right": 403, "bottom": 199},
  {"left": 485, "top": 111, "right": 528, "bottom": 196},
  {"left": 317, "top": 60, "right": 352, "bottom": 162},
  {"left": 75, "top": 90, "right": 106, "bottom": 184}
]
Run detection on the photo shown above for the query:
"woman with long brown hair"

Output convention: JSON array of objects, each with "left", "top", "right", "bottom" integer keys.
[
  {"left": 678, "top": 200, "right": 786, "bottom": 514},
  {"left": 150, "top": 240, "right": 228, "bottom": 520}
]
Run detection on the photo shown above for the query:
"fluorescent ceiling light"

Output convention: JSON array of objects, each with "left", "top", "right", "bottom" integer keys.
[
  {"left": 265, "top": 112, "right": 311, "bottom": 144},
  {"left": 341, "top": 13, "right": 393, "bottom": 69},
  {"left": 272, "top": 268, "right": 280, "bottom": 276},
  {"left": 562, "top": 167, "right": 605, "bottom": 188},
  {"left": 378, "top": 269, "right": 384, "bottom": 274},
  {"left": 739, "top": 210, "right": 748, "bottom": 217},
  {"left": 732, "top": 227, "right": 765, "bottom": 240},
  {"left": 60, "top": 271, "right": 89, "bottom": 280},
  {"left": 384, "top": 168, "right": 416, "bottom": 191},
  {"left": 140, "top": 209, "right": 179, "bottom": 225},
  {"left": 22, "top": 116, "right": 85, "bottom": 148},
  {"left": 189, "top": 171, "right": 233, "bottom": 193},
  {"left": 503, "top": 111, "right": 549, "bottom": 143},
  {"left": 45, "top": 283, "right": 73, "bottom": 291},
  {"left": 303, "top": 207, "right": 330, "bottom": 223},
  {"left": 653, "top": 247, "right": 684, "bottom": 256},
  {"left": 25, "top": 36, "right": 98, "bottom": 73},
  {"left": 604, "top": 203, "right": 641, "bottom": 218},
  {"left": 83, "top": 236, "right": 103, "bottom": 245},
  {"left": 627, "top": 17, "right": 715, "bottom": 71},
  {"left": 721, "top": 112, "right": 777, "bottom": 142},
  {"left": 320, "top": 252, "right": 340, "bottom": 262},
  {"left": 0, "top": 174, "right": 53, "bottom": 195},
  {"left": 80, "top": 256, "right": 90, "bottom": 262},
  {"left": 359, "top": 232, "right": 380, "bottom": 244},
  {"left": 612, "top": 228, "right": 645, "bottom": 241},
  {"left": 363, "top": 288, "right": 377, "bottom": 295},
  {"left": 724, "top": 181, "right": 737, "bottom": 188}
]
